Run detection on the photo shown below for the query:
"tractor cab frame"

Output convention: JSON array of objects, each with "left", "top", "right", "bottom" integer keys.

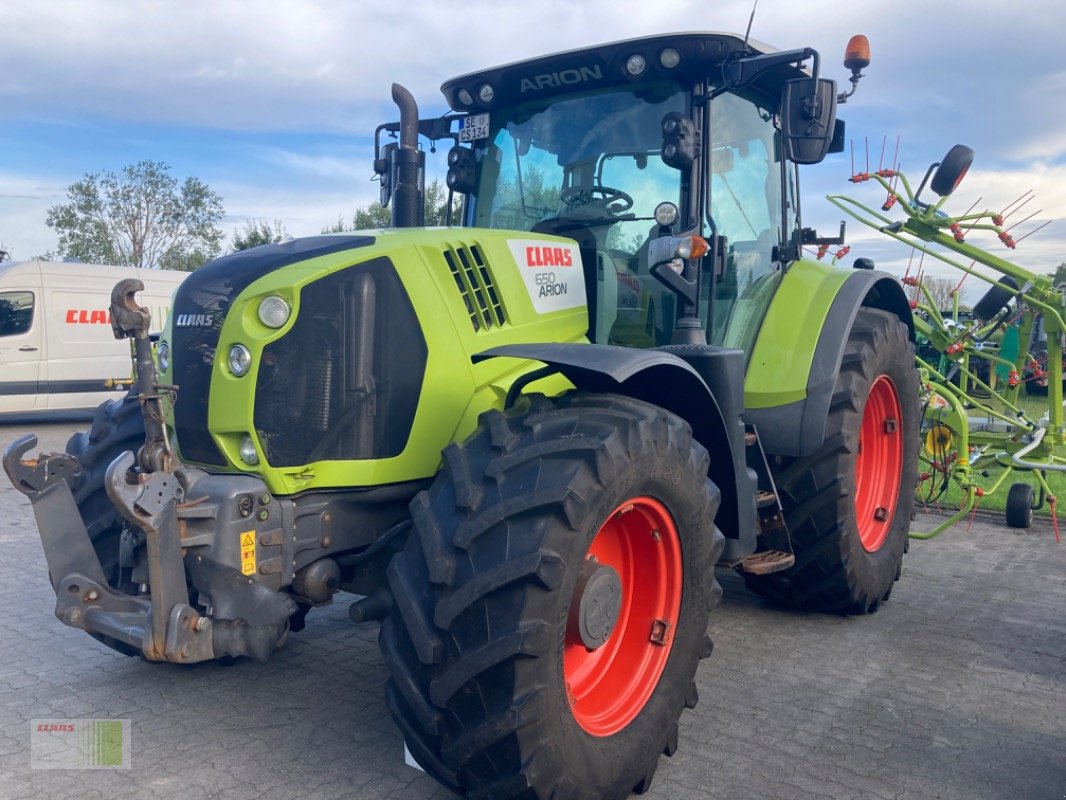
[{"left": 376, "top": 32, "right": 851, "bottom": 352}]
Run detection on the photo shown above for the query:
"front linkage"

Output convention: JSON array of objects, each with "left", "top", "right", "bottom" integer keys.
[{"left": 3, "top": 280, "right": 295, "bottom": 663}]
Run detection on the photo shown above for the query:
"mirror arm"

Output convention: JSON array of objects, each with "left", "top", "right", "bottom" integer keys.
[{"left": 724, "top": 47, "right": 818, "bottom": 88}]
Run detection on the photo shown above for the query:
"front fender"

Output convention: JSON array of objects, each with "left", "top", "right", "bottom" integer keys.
[{"left": 474, "top": 343, "right": 756, "bottom": 558}]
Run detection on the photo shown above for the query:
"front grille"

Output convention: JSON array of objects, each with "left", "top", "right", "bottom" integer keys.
[
  {"left": 253, "top": 257, "right": 427, "bottom": 467},
  {"left": 443, "top": 244, "right": 506, "bottom": 332},
  {"left": 171, "top": 235, "right": 373, "bottom": 466}
]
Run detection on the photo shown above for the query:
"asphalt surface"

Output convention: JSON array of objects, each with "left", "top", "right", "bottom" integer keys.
[{"left": 0, "top": 421, "right": 1063, "bottom": 800}]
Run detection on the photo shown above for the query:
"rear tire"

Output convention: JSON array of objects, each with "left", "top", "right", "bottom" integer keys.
[
  {"left": 379, "top": 393, "right": 723, "bottom": 799},
  {"left": 746, "top": 308, "right": 918, "bottom": 613},
  {"left": 1005, "top": 483, "right": 1034, "bottom": 529}
]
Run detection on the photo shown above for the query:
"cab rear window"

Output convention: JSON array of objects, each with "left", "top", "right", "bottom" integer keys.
[{"left": 0, "top": 291, "right": 34, "bottom": 336}]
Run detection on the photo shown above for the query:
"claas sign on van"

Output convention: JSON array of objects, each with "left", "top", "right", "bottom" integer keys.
[{"left": 0, "top": 260, "right": 187, "bottom": 416}]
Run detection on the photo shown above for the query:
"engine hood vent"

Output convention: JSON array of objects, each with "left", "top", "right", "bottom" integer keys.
[{"left": 442, "top": 243, "right": 506, "bottom": 332}]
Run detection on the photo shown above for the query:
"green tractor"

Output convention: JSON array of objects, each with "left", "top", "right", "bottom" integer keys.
[{"left": 5, "top": 31, "right": 917, "bottom": 800}]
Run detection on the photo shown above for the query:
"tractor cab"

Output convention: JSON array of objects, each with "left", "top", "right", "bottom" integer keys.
[{"left": 377, "top": 32, "right": 866, "bottom": 353}]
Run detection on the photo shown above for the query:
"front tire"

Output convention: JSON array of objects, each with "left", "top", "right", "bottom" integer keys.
[
  {"left": 746, "top": 308, "right": 919, "bottom": 613},
  {"left": 66, "top": 392, "right": 146, "bottom": 588},
  {"left": 379, "top": 393, "right": 723, "bottom": 800}
]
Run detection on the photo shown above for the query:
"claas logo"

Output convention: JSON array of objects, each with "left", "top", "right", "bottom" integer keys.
[
  {"left": 65, "top": 309, "right": 112, "bottom": 324},
  {"left": 525, "top": 246, "right": 574, "bottom": 267}
]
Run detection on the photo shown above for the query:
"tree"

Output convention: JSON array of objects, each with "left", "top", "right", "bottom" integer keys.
[
  {"left": 917, "top": 276, "right": 960, "bottom": 310},
  {"left": 46, "top": 160, "right": 224, "bottom": 270},
  {"left": 232, "top": 219, "right": 287, "bottom": 251},
  {"left": 325, "top": 179, "right": 463, "bottom": 233},
  {"left": 1048, "top": 262, "right": 1066, "bottom": 286},
  {"left": 423, "top": 179, "right": 464, "bottom": 226},
  {"left": 0, "top": 244, "right": 9, "bottom": 262}
]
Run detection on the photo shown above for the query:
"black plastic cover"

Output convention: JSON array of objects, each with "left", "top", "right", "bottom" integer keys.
[{"left": 254, "top": 258, "right": 426, "bottom": 467}]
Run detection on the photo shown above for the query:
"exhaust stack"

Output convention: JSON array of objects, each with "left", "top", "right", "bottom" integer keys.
[{"left": 390, "top": 83, "right": 425, "bottom": 228}]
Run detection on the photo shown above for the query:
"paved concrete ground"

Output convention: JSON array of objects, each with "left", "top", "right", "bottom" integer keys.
[{"left": 1, "top": 421, "right": 1063, "bottom": 800}]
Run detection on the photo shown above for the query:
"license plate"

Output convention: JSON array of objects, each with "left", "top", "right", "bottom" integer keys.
[{"left": 459, "top": 113, "right": 490, "bottom": 142}]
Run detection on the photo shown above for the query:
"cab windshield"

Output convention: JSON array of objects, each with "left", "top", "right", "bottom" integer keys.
[
  {"left": 470, "top": 81, "right": 688, "bottom": 346},
  {"left": 467, "top": 80, "right": 786, "bottom": 351}
]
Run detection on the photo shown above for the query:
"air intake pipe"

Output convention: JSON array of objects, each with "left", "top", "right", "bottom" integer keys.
[{"left": 390, "top": 83, "right": 425, "bottom": 228}]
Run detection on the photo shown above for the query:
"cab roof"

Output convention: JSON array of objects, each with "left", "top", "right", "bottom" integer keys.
[{"left": 440, "top": 32, "right": 808, "bottom": 113}]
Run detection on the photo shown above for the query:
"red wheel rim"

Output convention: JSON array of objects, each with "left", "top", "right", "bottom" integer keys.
[
  {"left": 564, "top": 497, "right": 682, "bottom": 737},
  {"left": 854, "top": 375, "right": 903, "bottom": 552}
]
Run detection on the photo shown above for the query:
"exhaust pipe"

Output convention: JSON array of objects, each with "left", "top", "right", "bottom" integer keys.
[{"left": 390, "top": 83, "right": 425, "bottom": 228}]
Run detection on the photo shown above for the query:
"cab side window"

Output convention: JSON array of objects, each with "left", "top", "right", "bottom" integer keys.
[{"left": 0, "top": 291, "right": 34, "bottom": 336}]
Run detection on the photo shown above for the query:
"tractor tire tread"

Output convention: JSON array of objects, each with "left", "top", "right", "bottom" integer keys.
[
  {"left": 745, "top": 308, "right": 918, "bottom": 614},
  {"left": 380, "top": 392, "right": 723, "bottom": 800}
]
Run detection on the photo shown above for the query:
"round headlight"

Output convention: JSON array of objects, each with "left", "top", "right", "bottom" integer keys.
[
  {"left": 457, "top": 88, "right": 474, "bottom": 107},
  {"left": 156, "top": 340, "right": 170, "bottom": 372},
  {"left": 239, "top": 434, "right": 259, "bottom": 465},
  {"left": 626, "top": 54, "right": 647, "bottom": 76},
  {"left": 478, "top": 83, "right": 494, "bottom": 104},
  {"left": 659, "top": 48, "right": 681, "bottom": 69},
  {"left": 654, "top": 202, "right": 679, "bottom": 227},
  {"left": 228, "top": 344, "right": 252, "bottom": 377},
  {"left": 258, "top": 295, "right": 291, "bottom": 329}
]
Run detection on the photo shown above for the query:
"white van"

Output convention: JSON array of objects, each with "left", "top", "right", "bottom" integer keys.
[{"left": 0, "top": 260, "right": 188, "bottom": 416}]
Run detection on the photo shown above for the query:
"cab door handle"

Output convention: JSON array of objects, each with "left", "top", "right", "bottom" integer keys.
[{"left": 18, "top": 346, "right": 38, "bottom": 352}]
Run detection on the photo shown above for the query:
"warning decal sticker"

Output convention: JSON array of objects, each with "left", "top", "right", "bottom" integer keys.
[
  {"left": 239, "top": 531, "right": 256, "bottom": 576},
  {"left": 507, "top": 239, "right": 586, "bottom": 315}
]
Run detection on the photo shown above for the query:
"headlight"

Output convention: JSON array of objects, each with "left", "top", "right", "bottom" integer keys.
[
  {"left": 659, "top": 48, "right": 681, "bottom": 69},
  {"left": 654, "top": 202, "right": 679, "bottom": 227},
  {"left": 157, "top": 340, "right": 170, "bottom": 372},
  {"left": 239, "top": 434, "right": 259, "bottom": 465},
  {"left": 626, "top": 54, "right": 647, "bottom": 76},
  {"left": 257, "top": 295, "right": 291, "bottom": 329},
  {"left": 228, "top": 344, "right": 252, "bottom": 377}
]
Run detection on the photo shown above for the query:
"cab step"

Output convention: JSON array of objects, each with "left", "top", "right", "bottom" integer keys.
[{"left": 734, "top": 550, "right": 796, "bottom": 576}]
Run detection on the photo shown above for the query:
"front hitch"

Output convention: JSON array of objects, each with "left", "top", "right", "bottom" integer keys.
[
  {"left": 4, "top": 436, "right": 212, "bottom": 660},
  {"left": 4, "top": 279, "right": 298, "bottom": 663}
]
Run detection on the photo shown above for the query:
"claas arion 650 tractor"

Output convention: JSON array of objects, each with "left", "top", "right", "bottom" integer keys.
[{"left": 5, "top": 31, "right": 917, "bottom": 800}]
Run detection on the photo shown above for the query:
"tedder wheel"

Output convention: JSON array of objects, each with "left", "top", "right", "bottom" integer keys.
[
  {"left": 972, "top": 276, "right": 1019, "bottom": 323},
  {"left": 379, "top": 393, "right": 724, "bottom": 799},
  {"left": 745, "top": 308, "right": 919, "bottom": 613},
  {"left": 1005, "top": 483, "right": 1034, "bottom": 529},
  {"left": 930, "top": 143, "right": 975, "bottom": 197}
]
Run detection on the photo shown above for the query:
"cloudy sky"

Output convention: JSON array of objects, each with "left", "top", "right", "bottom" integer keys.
[{"left": 2, "top": 0, "right": 1064, "bottom": 299}]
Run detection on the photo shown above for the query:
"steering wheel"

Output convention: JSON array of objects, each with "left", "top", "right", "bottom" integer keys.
[{"left": 559, "top": 185, "right": 634, "bottom": 213}]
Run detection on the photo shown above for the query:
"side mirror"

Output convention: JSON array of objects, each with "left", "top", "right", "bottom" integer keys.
[
  {"left": 781, "top": 77, "right": 838, "bottom": 165},
  {"left": 710, "top": 145, "right": 735, "bottom": 175},
  {"left": 377, "top": 142, "right": 398, "bottom": 207}
]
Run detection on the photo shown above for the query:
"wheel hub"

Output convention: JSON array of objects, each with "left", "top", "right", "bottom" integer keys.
[{"left": 568, "top": 558, "right": 622, "bottom": 650}]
